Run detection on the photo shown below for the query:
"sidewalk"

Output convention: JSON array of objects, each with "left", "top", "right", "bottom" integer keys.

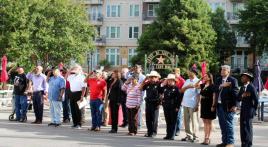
[{"left": 0, "top": 107, "right": 268, "bottom": 147}]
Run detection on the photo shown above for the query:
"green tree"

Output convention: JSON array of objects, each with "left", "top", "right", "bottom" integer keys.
[
  {"left": 211, "top": 8, "right": 236, "bottom": 65},
  {"left": 0, "top": 0, "right": 95, "bottom": 70},
  {"left": 238, "top": 0, "right": 268, "bottom": 58},
  {"left": 135, "top": 0, "right": 217, "bottom": 73}
]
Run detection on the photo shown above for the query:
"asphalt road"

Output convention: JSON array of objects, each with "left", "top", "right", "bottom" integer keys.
[{"left": 0, "top": 107, "right": 268, "bottom": 147}]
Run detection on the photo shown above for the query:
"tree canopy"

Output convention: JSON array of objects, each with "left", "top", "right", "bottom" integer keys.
[
  {"left": 0, "top": 0, "right": 95, "bottom": 70},
  {"left": 211, "top": 8, "right": 236, "bottom": 65},
  {"left": 135, "top": 0, "right": 217, "bottom": 73},
  {"left": 238, "top": 0, "right": 268, "bottom": 55}
]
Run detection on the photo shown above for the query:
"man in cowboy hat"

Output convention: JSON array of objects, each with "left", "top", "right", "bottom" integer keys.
[
  {"left": 161, "top": 74, "right": 182, "bottom": 140},
  {"left": 140, "top": 71, "right": 161, "bottom": 137},
  {"left": 238, "top": 72, "right": 258, "bottom": 147}
]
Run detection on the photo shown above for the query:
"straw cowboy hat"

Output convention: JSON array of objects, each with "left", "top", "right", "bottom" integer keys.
[
  {"left": 241, "top": 72, "right": 254, "bottom": 81},
  {"left": 146, "top": 71, "right": 161, "bottom": 78},
  {"left": 165, "top": 74, "right": 176, "bottom": 80}
]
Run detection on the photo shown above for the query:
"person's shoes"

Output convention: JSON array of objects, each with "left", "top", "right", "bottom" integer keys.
[
  {"left": 152, "top": 133, "right": 157, "bottom": 138},
  {"left": 109, "top": 130, "right": 117, "bottom": 133},
  {"left": 31, "top": 120, "right": 38, "bottom": 124},
  {"left": 201, "top": 138, "right": 210, "bottom": 145},
  {"left": 216, "top": 143, "right": 226, "bottom": 147},
  {"left": 19, "top": 118, "right": 26, "bottom": 123},
  {"left": 191, "top": 137, "right": 199, "bottom": 143},
  {"left": 35, "top": 120, "right": 42, "bottom": 124},
  {"left": 74, "top": 125, "right": 81, "bottom": 130},
  {"left": 163, "top": 136, "right": 174, "bottom": 140},
  {"left": 127, "top": 133, "right": 135, "bottom": 136},
  {"left": 144, "top": 134, "right": 152, "bottom": 137},
  {"left": 48, "top": 123, "right": 56, "bottom": 126},
  {"left": 55, "top": 124, "right": 61, "bottom": 127},
  {"left": 181, "top": 136, "right": 191, "bottom": 141},
  {"left": 63, "top": 119, "right": 70, "bottom": 123},
  {"left": 94, "top": 127, "right": 100, "bottom": 132},
  {"left": 88, "top": 127, "right": 96, "bottom": 131}
]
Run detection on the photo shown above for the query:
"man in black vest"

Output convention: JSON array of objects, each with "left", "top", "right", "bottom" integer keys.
[
  {"left": 215, "top": 65, "right": 239, "bottom": 147},
  {"left": 238, "top": 72, "right": 258, "bottom": 147}
]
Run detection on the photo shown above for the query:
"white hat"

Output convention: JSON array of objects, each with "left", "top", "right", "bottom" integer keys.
[
  {"left": 165, "top": 74, "right": 176, "bottom": 80},
  {"left": 146, "top": 71, "right": 161, "bottom": 78}
]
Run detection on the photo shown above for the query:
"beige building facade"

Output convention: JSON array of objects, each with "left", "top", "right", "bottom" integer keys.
[{"left": 84, "top": 0, "right": 253, "bottom": 72}]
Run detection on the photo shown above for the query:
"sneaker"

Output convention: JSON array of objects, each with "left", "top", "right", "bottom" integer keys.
[
  {"left": 181, "top": 136, "right": 191, "bottom": 141},
  {"left": 191, "top": 137, "right": 199, "bottom": 143},
  {"left": 94, "top": 127, "right": 100, "bottom": 132},
  {"left": 75, "top": 125, "right": 81, "bottom": 130}
]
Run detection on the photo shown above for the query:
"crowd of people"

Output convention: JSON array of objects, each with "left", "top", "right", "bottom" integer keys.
[{"left": 11, "top": 64, "right": 261, "bottom": 147}]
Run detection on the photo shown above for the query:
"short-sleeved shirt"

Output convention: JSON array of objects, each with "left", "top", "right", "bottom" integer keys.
[
  {"left": 67, "top": 74, "right": 87, "bottom": 92},
  {"left": 48, "top": 76, "right": 65, "bottom": 101},
  {"left": 176, "top": 76, "right": 186, "bottom": 89},
  {"left": 181, "top": 77, "right": 200, "bottom": 108},
  {"left": 14, "top": 73, "right": 27, "bottom": 95},
  {"left": 265, "top": 78, "right": 268, "bottom": 90},
  {"left": 87, "top": 78, "right": 107, "bottom": 100}
]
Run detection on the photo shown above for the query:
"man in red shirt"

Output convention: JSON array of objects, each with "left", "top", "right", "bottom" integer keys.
[
  {"left": 85, "top": 70, "right": 107, "bottom": 131},
  {"left": 174, "top": 68, "right": 185, "bottom": 136}
]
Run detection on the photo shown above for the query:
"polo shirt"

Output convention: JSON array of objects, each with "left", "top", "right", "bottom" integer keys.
[
  {"left": 48, "top": 76, "right": 65, "bottom": 101},
  {"left": 181, "top": 77, "right": 200, "bottom": 108},
  {"left": 67, "top": 74, "right": 87, "bottom": 92},
  {"left": 87, "top": 78, "right": 107, "bottom": 100}
]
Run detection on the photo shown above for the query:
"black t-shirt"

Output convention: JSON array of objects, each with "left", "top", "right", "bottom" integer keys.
[{"left": 13, "top": 73, "right": 27, "bottom": 95}]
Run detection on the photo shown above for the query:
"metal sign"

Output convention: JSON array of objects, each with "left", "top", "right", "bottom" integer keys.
[{"left": 145, "top": 50, "right": 176, "bottom": 72}]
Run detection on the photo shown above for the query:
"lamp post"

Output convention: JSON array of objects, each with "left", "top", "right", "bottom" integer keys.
[{"left": 87, "top": 52, "right": 91, "bottom": 73}]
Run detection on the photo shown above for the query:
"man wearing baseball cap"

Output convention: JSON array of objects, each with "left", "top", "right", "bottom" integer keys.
[{"left": 238, "top": 72, "right": 258, "bottom": 147}]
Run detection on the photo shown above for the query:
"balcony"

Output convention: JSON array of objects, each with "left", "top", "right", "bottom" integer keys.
[
  {"left": 236, "top": 36, "right": 250, "bottom": 48},
  {"left": 88, "top": 15, "right": 103, "bottom": 26},
  {"left": 143, "top": 0, "right": 160, "bottom": 2},
  {"left": 83, "top": 0, "right": 103, "bottom": 5},
  {"left": 142, "top": 13, "right": 156, "bottom": 24},
  {"left": 95, "top": 36, "right": 106, "bottom": 46},
  {"left": 226, "top": 12, "right": 239, "bottom": 24}
]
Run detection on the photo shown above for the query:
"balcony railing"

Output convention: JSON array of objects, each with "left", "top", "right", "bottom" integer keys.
[
  {"left": 142, "top": 13, "right": 156, "bottom": 24},
  {"left": 84, "top": 0, "right": 103, "bottom": 5},
  {"left": 88, "top": 14, "right": 103, "bottom": 25},
  {"left": 227, "top": 12, "right": 239, "bottom": 21},
  {"left": 95, "top": 36, "right": 106, "bottom": 46}
]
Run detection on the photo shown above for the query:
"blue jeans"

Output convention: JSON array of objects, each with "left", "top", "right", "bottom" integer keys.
[
  {"left": 176, "top": 107, "right": 184, "bottom": 134},
  {"left": 217, "top": 104, "right": 235, "bottom": 144},
  {"left": 90, "top": 99, "right": 103, "bottom": 128},
  {"left": 15, "top": 95, "right": 28, "bottom": 120},
  {"left": 62, "top": 89, "right": 71, "bottom": 120},
  {"left": 50, "top": 100, "right": 62, "bottom": 124}
]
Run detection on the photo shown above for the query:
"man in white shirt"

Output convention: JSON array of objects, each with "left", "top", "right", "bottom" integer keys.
[
  {"left": 181, "top": 67, "right": 200, "bottom": 142},
  {"left": 67, "top": 65, "right": 87, "bottom": 129}
]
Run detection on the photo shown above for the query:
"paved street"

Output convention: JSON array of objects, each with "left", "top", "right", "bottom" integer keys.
[{"left": 0, "top": 107, "right": 268, "bottom": 147}]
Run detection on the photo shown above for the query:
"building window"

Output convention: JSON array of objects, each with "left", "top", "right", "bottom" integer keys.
[
  {"left": 106, "top": 48, "right": 120, "bottom": 66},
  {"left": 148, "top": 4, "right": 159, "bottom": 17},
  {"left": 107, "top": 5, "right": 121, "bottom": 17},
  {"left": 89, "top": 6, "right": 102, "bottom": 21},
  {"left": 106, "top": 26, "right": 120, "bottom": 39},
  {"left": 130, "top": 4, "right": 139, "bottom": 16},
  {"left": 92, "top": 49, "right": 100, "bottom": 68},
  {"left": 128, "top": 48, "right": 137, "bottom": 66},
  {"left": 129, "top": 27, "right": 139, "bottom": 39}
]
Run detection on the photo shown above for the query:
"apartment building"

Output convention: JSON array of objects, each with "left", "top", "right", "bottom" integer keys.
[{"left": 84, "top": 0, "right": 254, "bottom": 72}]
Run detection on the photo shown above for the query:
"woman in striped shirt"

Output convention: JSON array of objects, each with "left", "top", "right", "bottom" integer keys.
[{"left": 121, "top": 74, "right": 142, "bottom": 136}]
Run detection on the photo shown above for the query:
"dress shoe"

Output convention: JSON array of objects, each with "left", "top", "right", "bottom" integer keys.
[
  {"left": 144, "top": 134, "right": 152, "bottom": 137},
  {"left": 55, "top": 124, "right": 61, "bottom": 127},
  {"left": 216, "top": 143, "right": 226, "bottom": 147},
  {"left": 127, "top": 133, "right": 135, "bottom": 136},
  {"left": 109, "top": 130, "right": 117, "bottom": 133},
  {"left": 31, "top": 120, "right": 38, "bottom": 124},
  {"left": 48, "top": 123, "right": 56, "bottom": 126}
]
